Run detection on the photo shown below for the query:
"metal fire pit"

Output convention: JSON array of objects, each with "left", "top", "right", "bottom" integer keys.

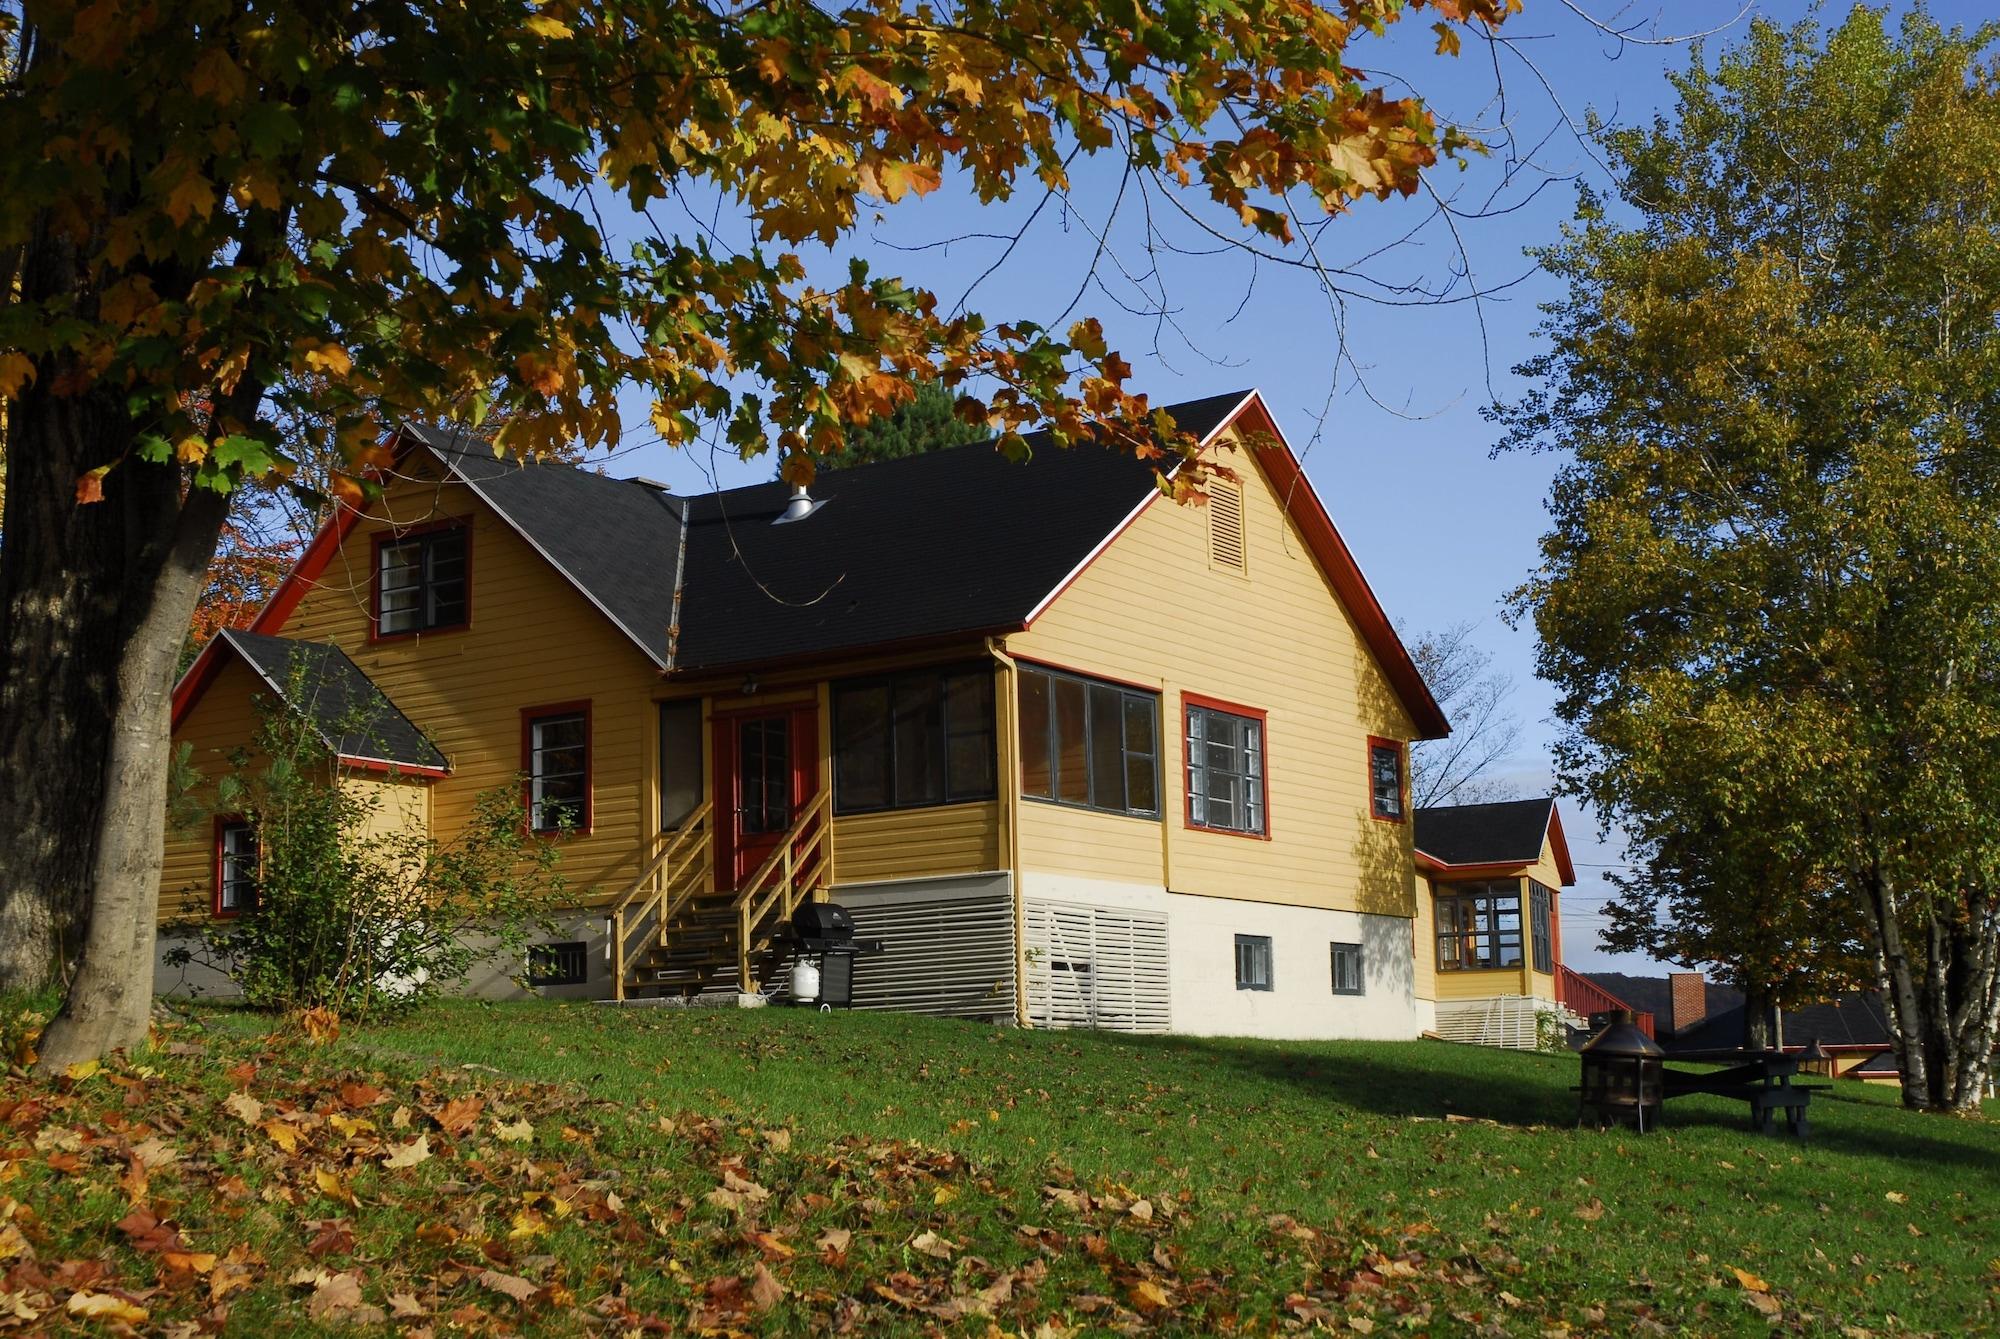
[
  {"left": 783, "top": 901, "right": 882, "bottom": 1010},
  {"left": 1578, "top": 1010, "right": 1666, "bottom": 1132}
]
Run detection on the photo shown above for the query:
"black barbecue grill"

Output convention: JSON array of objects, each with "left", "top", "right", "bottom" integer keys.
[{"left": 783, "top": 902, "right": 883, "bottom": 1010}]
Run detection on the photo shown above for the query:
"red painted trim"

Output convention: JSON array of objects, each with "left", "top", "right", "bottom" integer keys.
[
  {"left": 711, "top": 703, "right": 819, "bottom": 889},
  {"left": 171, "top": 636, "right": 231, "bottom": 733},
  {"left": 521, "top": 699, "right": 594, "bottom": 835},
  {"left": 1366, "top": 735, "right": 1407, "bottom": 824},
  {"left": 368, "top": 514, "right": 474, "bottom": 644},
  {"left": 1544, "top": 802, "right": 1578, "bottom": 887},
  {"left": 211, "top": 814, "right": 255, "bottom": 919},
  {"left": 1179, "top": 690, "right": 1273, "bottom": 841},
  {"left": 337, "top": 755, "right": 449, "bottom": 780},
  {"left": 1014, "top": 655, "right": 1162, "bottom": 697},
  {"left": 1234, "top": 398, "right": 1451, "bottom": 740},
  {"left": 250, "top": 424, "right": 417, "bottom": 638}
]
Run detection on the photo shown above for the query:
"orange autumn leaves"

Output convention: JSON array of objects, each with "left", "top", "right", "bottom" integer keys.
[{"left": 4, "top": 0, "right": 1515, "bottom": 512}]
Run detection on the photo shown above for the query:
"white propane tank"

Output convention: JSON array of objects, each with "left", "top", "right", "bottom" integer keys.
[{"left": 791, "top": 957, "right": 821, "bottom": 1004}]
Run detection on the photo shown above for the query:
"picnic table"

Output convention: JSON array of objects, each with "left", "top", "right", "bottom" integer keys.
[{"left": 1662, "top": 1048, "right": 1825, "bottom": 1139}]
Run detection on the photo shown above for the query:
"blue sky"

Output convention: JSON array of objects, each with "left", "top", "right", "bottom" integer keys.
[{"left": 595, "top": 2, "right": 1990, "bottom": 975}]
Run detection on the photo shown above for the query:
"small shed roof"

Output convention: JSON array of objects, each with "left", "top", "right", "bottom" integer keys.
[{"left": 215, "top": 629, "right": 448, "bottom": 773}]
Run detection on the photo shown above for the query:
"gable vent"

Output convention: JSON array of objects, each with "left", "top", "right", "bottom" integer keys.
[{"left": 1207, "top": 479, "right": 1246, "bottom": 573}]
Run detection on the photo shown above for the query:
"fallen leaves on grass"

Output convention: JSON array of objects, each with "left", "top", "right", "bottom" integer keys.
[{"left": 0, "top": 1019, "right": 1584, "bottom": 1336}]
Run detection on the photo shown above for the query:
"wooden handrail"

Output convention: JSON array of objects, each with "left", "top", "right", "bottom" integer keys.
[
  {"left": 730, "top": 788, "right": 832, "bottom": 991},
  {"left": 608, "top": 799, "right": 714, "bottom": 1001}
]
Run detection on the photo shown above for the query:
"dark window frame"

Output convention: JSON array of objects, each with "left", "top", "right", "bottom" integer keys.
[
  {"left": 371, "top": 518, "right": 472, "bottom": 641},
  {"left": 1017, "top": 662, "right": 1161, "bottom": 820},
  {"left": 1435, "top": 879, "right": 1524, "bottom": 972},
  {"left": 213, "top": 815, "right": 260, "bottom": 918},
  {"left": 528, "top": 940, "right": 590, "bottom": 987},
  {"left": 1529, "top": 879, "right": 1555, "bottom": 974},
  {"left": 1367, "top": 736, "right": 1406, "bottom": 822},
  {"left": 831, "top": 663, "right": 997, "bottom": 815},
  {"left": 1184, "top": 693, "right": 1269, "bottom": 837},
  {"left": 522, "top": 701, "right": 592, "bottom": 834},
  {"left": 1330, "top": 941, "right": 1365, "bottom": 995},
  {"left": 1234, "top": 933, "right": 1274, "bottom": 991}
]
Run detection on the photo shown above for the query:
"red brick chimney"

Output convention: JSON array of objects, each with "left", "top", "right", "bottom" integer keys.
[{"left": 1669, "top": 972, "right": 1707, "bottom": 1034}]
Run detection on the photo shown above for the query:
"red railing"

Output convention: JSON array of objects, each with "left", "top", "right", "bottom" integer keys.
[{"left": 1557, "top": 965, "right": 1656, "bottom": 1039}]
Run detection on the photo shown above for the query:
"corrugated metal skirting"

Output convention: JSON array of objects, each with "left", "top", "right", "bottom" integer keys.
[
  {"left": 1024, "top": 899, "right": 1171, "bottom": 1033},
  {"left": 841, "top": 884, "right": 1017, "bottom": 1021}
]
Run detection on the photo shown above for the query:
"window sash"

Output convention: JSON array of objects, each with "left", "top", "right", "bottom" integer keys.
[
  {"left": 1529, "top": 880, "right": 1555, "bottom": 974},
  {"left": 378, "top": 527, "right": 468, "bottom": 635},
  {"left": 1330, "top": 942, "right": 1364, "bottom": 995},
  {"left": 1369, "top": 742, "right": 1403, "bottom": 819},
  {"left": 529, "top": 711, "right": 588, "bottom": 831},
  {"left": 1234, "top": 933, "right": 1273, "bottom": 991},
  {"left": 217, "top": 822, "right": 259, "bottom": 913},
  {"left": 1018, "top": 667, "right": 1159, "bottom": 818},
  {"left": 1435, "top": 881, "right": 1524, "bottom": 970},
  {"left": 832, "top": 666, "right": 996, "bottom": 814},
  {"left": 1186, "top": 705, "right": 1264, "bottom": 834}
]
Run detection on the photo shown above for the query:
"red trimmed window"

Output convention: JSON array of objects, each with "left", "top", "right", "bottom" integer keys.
[
  {"left": 524, "top": 704, "right": 591, "bottom": 833},
  {"left": 1185, "top": 699, "right": 1266, "bottom": 836},
  {"left": 214, "top": 817, "right": 260, "bottom": 917},
  {"left": 375, "top": 522, "right": 469, "bottom": 637},
  {"left": 1368, "top": 737, "right": 1405, "bottom": 821}
]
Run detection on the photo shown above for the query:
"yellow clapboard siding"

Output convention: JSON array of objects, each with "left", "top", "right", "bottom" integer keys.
[
  {"left": 1009, "top": 430, "right": 1416, "bottom": 917},
  {"left": 1433, "top": 966, "right": 1530, "bottom": 1001},
  {"left": 161, "top": 658, "right": 266, "bottom": 922},
  {"left": 1016, "top": 798, "right": 1166, "bottom": 885},
  {"left": 1413, "top": 875, "right": 1438, "bottom": 1004},
  {"left": 831, "top": 801, "right": 1001, "bottom": 885},
  {"left": 162, "top": 469, "right": 666, "bottom": 921}
]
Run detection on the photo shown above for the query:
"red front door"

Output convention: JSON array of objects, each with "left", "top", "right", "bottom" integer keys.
[{"left": 714, "top": 706, "right": 817, "bottom": 889}]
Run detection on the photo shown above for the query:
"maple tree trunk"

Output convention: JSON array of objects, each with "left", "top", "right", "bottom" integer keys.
[
  {"left": 0, "top": 215, "right": 130, "bottom": 994},
  {"left": 32, "top": 477, "right": 227, "bottom": 1068}
]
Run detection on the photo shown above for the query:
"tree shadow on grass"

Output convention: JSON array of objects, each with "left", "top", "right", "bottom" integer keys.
[{"left": 1056, "top": 1031, "right": 2000, "bottom": 1183}]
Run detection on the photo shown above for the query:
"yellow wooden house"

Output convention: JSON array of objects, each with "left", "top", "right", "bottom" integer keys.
[
  {"left": 164, "top": 389, "right": 1457, "bottom": 1038},
  {"left": 1411, "top": 797, "right": 1579, "bottom": 1046}
]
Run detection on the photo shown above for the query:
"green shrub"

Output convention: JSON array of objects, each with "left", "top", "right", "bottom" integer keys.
[{"left": 165, "top": 687, "right": 565, "bottom": 1017}]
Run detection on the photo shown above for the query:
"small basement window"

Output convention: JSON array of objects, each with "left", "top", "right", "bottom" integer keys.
[
  {"left": 1234, "top": 933, "right": 1273, "bottom": 991},
  {"left": 528, "top": 941, "right": 589, "bottom": 987},
  {"left": 1330, "top": 942, "right": 1364, "bottom": 995}
]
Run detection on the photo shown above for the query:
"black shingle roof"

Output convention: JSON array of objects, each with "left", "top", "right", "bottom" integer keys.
[
  {"left": 1673, "top": 991, "right": 1896, "bottom": 1053},
  {"left": 1413, "top": 797, "right": 1556, "bottom": 868},
  {"left": 406, "top": 423, "right": 686, "bottom": 667},
  {"left": 413, "top": 391, "right": 1252, "bottom": 674},
  {"left": 221, "top": 629, "right": 447, "bottom": 771},
  {"left": 1582, "top": 973, "right": 1747, "bottom": 1035}
]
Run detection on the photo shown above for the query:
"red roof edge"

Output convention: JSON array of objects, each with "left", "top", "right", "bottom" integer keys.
[
  {"left": 248, "top": 425, "right": 414, "bottom": 641},
  {"left": 1545, "top": 801, "right": 1578, "bottom": 886},
  {"left": 1228, "top": 394, "right": 1450, "bottom": 740}
]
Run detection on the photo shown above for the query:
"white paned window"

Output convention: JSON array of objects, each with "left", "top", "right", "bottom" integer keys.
[
  {"left": 1186, "top": 703, "right": 1265, "bottom": 834},
  {"left": 1234, "top": 933, "right": 1273, "bottom": 991}
]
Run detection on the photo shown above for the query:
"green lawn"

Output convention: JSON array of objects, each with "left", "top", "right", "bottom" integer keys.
[{"left": 4, "top": 1000, "right": 1995, "bottom": 1335}]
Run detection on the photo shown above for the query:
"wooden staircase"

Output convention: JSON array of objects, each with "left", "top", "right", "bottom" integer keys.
[{"left": 606, "top": 791, "right": 832, "bottom": 1002}]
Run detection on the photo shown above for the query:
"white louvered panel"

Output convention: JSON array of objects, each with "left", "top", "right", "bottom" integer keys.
[
  {"left": 1207, "top": 480, "right": 1246, "bottom": 573},
  {"left": 843, "top": 891, "right": 1015, "bottom": 1019},
  {"left": 1025, "top": 899, "right": 1171, "bottom": 1034}
]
